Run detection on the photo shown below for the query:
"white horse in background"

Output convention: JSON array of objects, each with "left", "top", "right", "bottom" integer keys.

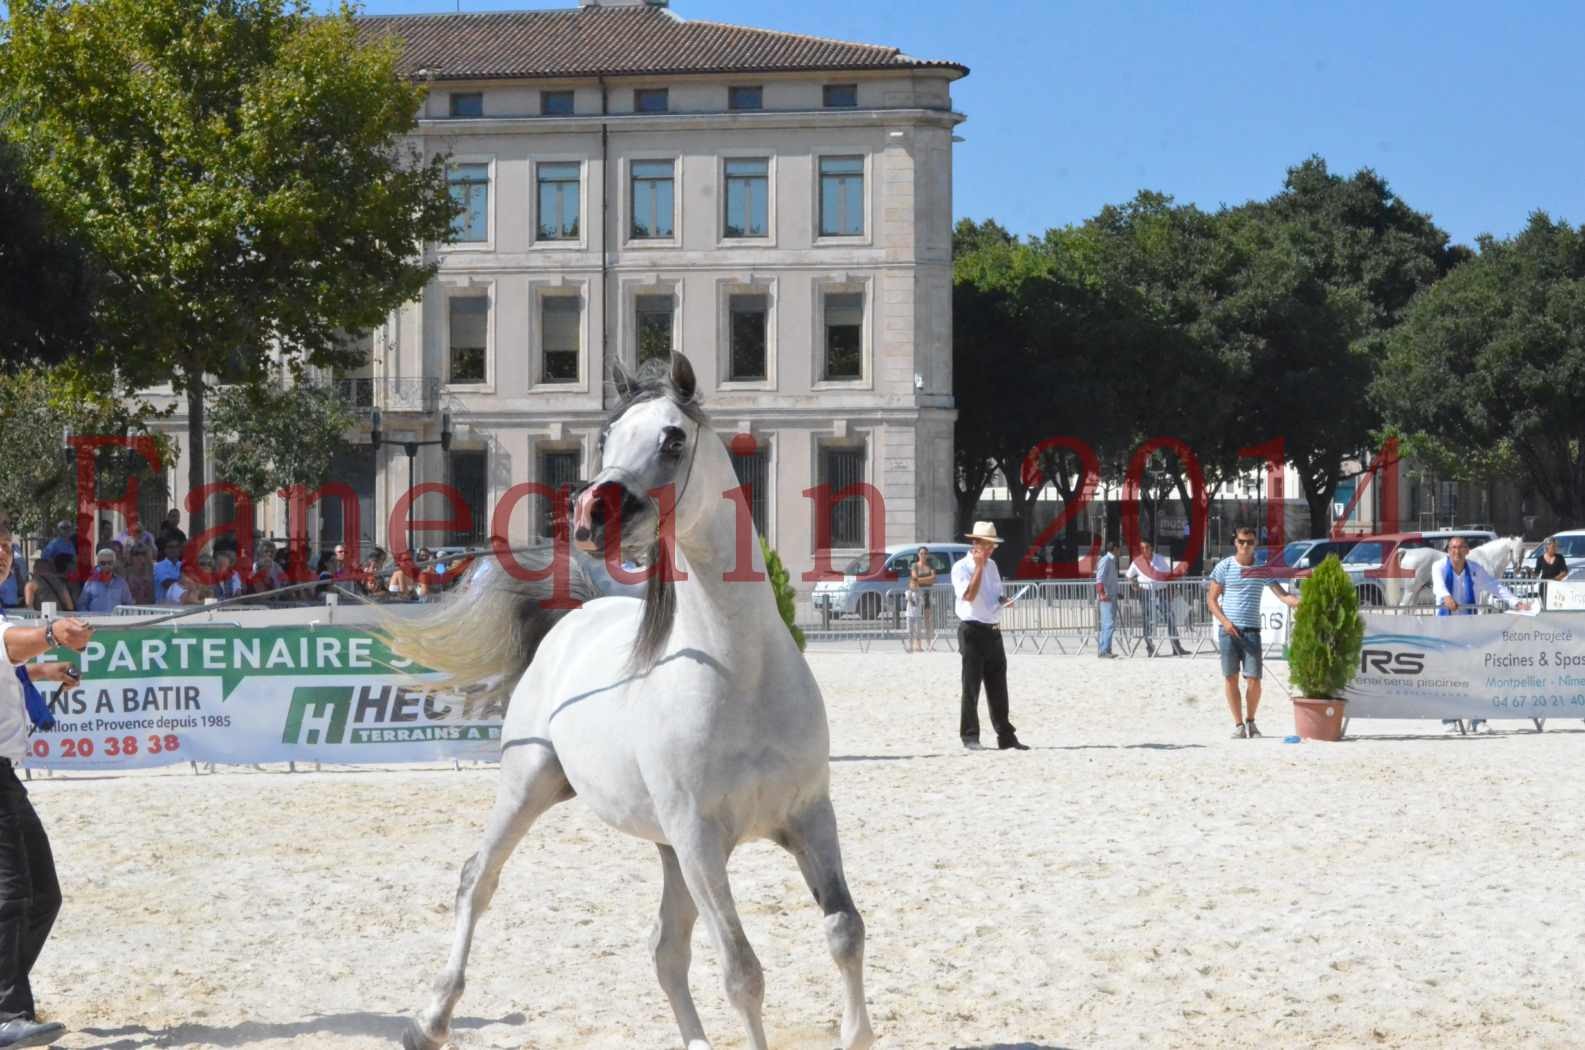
[
  {"left": 386, "top": 354, "right": 872, "bottom": 1050},
  {"left": 1396, "top": 536, "right": 1527, "bottom": 606}
]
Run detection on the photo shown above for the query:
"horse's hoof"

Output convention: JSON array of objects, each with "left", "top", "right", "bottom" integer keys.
[{"left": 402, "top": 1020, "right": 446, "bottom": 1050}]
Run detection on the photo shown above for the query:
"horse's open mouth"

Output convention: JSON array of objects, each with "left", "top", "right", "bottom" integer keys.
[{"left": 573, "top": 480, "right": 655, "bottom": 555}]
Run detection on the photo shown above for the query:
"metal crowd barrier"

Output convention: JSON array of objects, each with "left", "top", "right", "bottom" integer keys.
[{"left": 796, "top": 572, "right": 1573, "bottom": 656}]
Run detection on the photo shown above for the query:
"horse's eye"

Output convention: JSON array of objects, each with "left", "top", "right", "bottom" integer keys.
[{"left": 660, "top": 427, "right": 687, "bottom": 457}]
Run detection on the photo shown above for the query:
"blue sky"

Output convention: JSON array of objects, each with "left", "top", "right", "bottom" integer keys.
[
  {"left": 346, "top": 0, "right": 1584, "bottom": 249},
  {"left": 9, "top": 0, "right": 1576, "bottom": 247}
]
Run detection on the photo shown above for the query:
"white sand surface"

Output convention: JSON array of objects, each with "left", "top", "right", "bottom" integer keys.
[{"left": 25, "top": 649, "right": 1585, "bottom": 1049}]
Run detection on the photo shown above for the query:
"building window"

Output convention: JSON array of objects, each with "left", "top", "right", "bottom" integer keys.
[
  {"left": 631, "top": 160, "right": 675, "bottom": 239},
  {"left": 538, "top": 449, "right": 581, "bottom": 540},
  {"left": 448, "top": 296, "right": 488, "bottom": 384},
  {"left": 541, "top": 90, "right": 575, "bottom": 116},
  {"left": 822, "top": 292, "right": 863, "bottom": 381},
  {"left": 728, "top": 294, "right": 768, "bottom": 381},
  {"left": 447, "top": 449, "right": 488, "bottom": 545},
  {"left": 728, "top": 86, "right": 763, "bottom": 111},
  {"left": 823, "top": 84, "right": 858, "bottom": 108},
  {"left": 730, "top": 446, "right": 769, "bottom": 537},
  {"left": 540, "top": 296, "right": 580, "bottom": 384},
  {"left": 636, "top": 294, "right": 675, "bottom": 365},
  {"left": 724, "top": 158, "right": 769, "bottom": 238},
  {"left": 818, "top": 156, "right": 864, "bottom": 237},
  {"left": 819, "top": 444, "right": 867, "bottom": 549},
  {"left": 536, "top": 162, "right": 581, "bottom": 240},
  {"left": 635, "top": 88, "right": 669, "bottom": 113},
  {"left": 448, "top": 162, "right": 490, "bottom": 243},
  {"left": 449, "top": 92, "right": 483, "bottom": 118}
]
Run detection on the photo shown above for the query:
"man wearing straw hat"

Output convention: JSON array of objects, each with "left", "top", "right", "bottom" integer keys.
[{"left": 951, "top": 522, "right": 1030, "bottom": 751}]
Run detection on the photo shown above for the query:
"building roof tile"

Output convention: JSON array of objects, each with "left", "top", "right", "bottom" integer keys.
[{"left": 357, "top": 6, "right": 967, "bottom": 82}]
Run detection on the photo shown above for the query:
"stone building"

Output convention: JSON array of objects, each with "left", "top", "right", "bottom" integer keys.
[{"left": 150, "top": 0, "right": 968, "bottom": 583}]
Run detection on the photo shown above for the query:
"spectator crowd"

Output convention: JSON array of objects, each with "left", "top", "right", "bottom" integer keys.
[{"left": 0, "top": 512, "right": 463, "bottom": 615}]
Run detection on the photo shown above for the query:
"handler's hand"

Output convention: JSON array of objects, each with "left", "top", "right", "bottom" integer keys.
[
  {"left": 30, "top": 661, "right": 81, "bottom": 684},
  {"left": 1441, "top": 596, "right": 1458, "bottom": 614},
  {"left": 51, "top": 618, "right": 94, "bottom": 651},
  {"left": 1223, "top": 622, "right": 1242, "bottom": 639}
]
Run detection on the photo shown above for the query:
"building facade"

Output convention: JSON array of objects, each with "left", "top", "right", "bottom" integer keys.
[{"left": 143, "top": 0, "right": 967, "bottom": 584}]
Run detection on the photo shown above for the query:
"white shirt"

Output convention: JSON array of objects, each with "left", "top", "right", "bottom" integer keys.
[
  {"left": 1126, "top": 553, "right": 1172, "bottom": 591},
  {"left": 1431, "top": 556, "right": 1518, "bottom": 612},
  {"left": 952, "top": 554, "right": 1005, "bottom": 625},
  {"left": 0, "top": 618, "right": 33, "bottom": 763}
]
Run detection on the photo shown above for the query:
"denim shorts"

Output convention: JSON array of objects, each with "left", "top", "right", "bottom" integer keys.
[{"left": 1219, "top": 627, "right": 1263, "bottom": 679}]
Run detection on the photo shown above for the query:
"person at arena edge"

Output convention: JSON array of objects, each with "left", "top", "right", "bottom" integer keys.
[
  {"left": 951, "top": 522, "right": 1029, "bottom": 751},
  {"left": 1206, "top": 524, "right": 1300, "bottom": 739},
  {"left": 1094, "top": 539, "right": 1119, "bottom": 658},
  {"left": 0, "top": 526, "right": 94, "bottom": 1048},
  {"left": 1127, "top": 539, "right": 1189, "bottom": 657},
  {"left": 1435, "top": 535, "right": 1529, "bottom": 734}
]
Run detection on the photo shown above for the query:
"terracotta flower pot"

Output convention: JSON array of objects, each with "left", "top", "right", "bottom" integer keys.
[{"left": 1291, "top": 697, "right": 1347, "bottom": 741}]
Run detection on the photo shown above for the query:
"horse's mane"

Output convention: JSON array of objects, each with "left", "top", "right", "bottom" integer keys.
[{"left": 604, "top": 358, "right": 709, "bottom": 674}]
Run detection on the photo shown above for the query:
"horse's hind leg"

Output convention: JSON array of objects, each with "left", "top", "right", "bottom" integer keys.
[
  {"left": 652, "top": 844, "right": 710, "bottom": 1050},
  {"left": 404, "top": 742, "right": 572, "bottom": 1050},
  {"left": 781, "top": 796, "right": 874, "bottom": 1050},
  {"left": 671, "top": 821, "right": 768, "bottom": 1050}
]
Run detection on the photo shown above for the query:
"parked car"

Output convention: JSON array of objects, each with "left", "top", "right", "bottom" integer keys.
[
  {"left": 1250, "top": 537, "right": 1359, "bottom": 577},
  {"left": 1533, "top": 529, "right": 1585, "bottom": 576},
  {"left": 811, "top": 542, "right": 971, "bottom": 619},
  {"left": 1340, "top": 528, "right": 1496, "bottom": 605}
]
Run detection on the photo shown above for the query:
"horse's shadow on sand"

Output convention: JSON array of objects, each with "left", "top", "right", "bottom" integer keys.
[
  {"left": 953, "top": 1043, "right": 1074, "bottom": 1050},
  {"left": 75, "top": 1010, "right": 522, "bottom": 1048}
]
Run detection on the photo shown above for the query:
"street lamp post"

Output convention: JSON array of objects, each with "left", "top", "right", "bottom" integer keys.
[{"left": 371, "top": 408, "right": 452, "bottom": 560}]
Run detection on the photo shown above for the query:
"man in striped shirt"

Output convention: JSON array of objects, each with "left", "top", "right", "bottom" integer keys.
[{"left": 1207, "top": 525, "right": 1300, "bottom": 739}]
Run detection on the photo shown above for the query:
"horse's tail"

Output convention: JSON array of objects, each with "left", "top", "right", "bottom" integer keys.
[{"left": 378, "top": 551, "right": 599, "bottom": 704}]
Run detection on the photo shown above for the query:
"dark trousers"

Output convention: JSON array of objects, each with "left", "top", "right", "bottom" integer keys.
[
  {"left": 0, "top": 763, "right": 60, "bottom": 1022},
  {"left": 959, "top": 622, "right": 1016, "bottom": 744}
]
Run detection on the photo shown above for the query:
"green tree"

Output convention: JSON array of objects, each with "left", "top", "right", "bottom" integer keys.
[
  {"left": 0, "top": 135, "right": 100, "bottom": 367},
  {"left": 209, "top": 377, "right": 358, "bottom": 502},
  {"left": 1376, "top": 213, "right": 1585, "bottom": 523},
  {"left": 1211, "top": 157, "right": 1459, "bottom": 535},
  {"left": 1065, "top": 193, "right": 1237, "bottom": 555},
  {"left": 0, "top": 364, "right": 174, "bottom": 540},
  {"left": 1, "top": 0, "right": 457, "bottom": 535}
]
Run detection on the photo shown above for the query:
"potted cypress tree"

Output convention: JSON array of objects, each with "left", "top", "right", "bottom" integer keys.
[{"left": 1288, "top": 554, "right": 1365, "bottom": 741}]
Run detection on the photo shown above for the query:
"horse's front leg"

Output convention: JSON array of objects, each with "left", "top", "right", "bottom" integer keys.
[
  {"left": 404, "top": 744, "right": 571, "bottom": 1050},
  {"left": 779, "top": 795, "right": 874, "bottom": 1050},
  {"left": 668, "top": 818, "right": 768, "bottom": 1050},
  {"left": 652, "top": 843, "right": 711, "bottom": 1050}
]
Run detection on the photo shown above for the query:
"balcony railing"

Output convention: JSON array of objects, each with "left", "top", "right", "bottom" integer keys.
[{"left": 333, "top": 377, "right": 439, "bottom": 415}]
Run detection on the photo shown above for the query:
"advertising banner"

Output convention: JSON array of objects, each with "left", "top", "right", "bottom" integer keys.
[
  {"left": 29, "top": 627, "right": 503, "bottom": 771},
  {"left": 1345, "top": 612, "right": 1585, "bottom": 720},
  {"left": 1543, "top": 581, "right": 1585, "bottom": 611}
]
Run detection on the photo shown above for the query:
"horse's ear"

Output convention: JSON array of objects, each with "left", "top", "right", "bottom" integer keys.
[
  {"left": 610, "top": 361, "right": 638, "bottom": 403},
  {"left": 670, "top": 352, "right": 697, "bottom": 402}
]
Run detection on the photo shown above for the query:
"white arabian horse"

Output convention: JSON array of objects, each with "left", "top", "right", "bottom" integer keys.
[
  {"left": 1396, "top": 536, "right": 1526, "bottom": 606},
  {"left": 388, "top": 354, "right": 873, "bottom": 1050}
]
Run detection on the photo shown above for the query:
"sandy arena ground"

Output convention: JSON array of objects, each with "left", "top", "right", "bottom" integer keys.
[{"left": 23, "top": 648, "right": 1585, "bottom": 1050}]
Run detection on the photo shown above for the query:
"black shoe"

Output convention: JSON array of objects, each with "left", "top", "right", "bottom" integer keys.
[
  {"left": 1145, "top": 641, "right": 1156, "bottom": 656},
  {"left": 998, "top": 737, "right": 1031, "bottom": 751},
  {"left": 1172, "top": 643, "right": 1190, "bottom": 656},
  {"left": 0, "top": 1018, "right": 67, "bottom": 1048},
  {"left": 961, "top": 738, "right": 984, "bottom": 751}
]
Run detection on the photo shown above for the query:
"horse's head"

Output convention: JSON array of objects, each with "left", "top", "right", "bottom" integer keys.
[{"left": 574, "top": 353, "right": 707, "bottom": 561}]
